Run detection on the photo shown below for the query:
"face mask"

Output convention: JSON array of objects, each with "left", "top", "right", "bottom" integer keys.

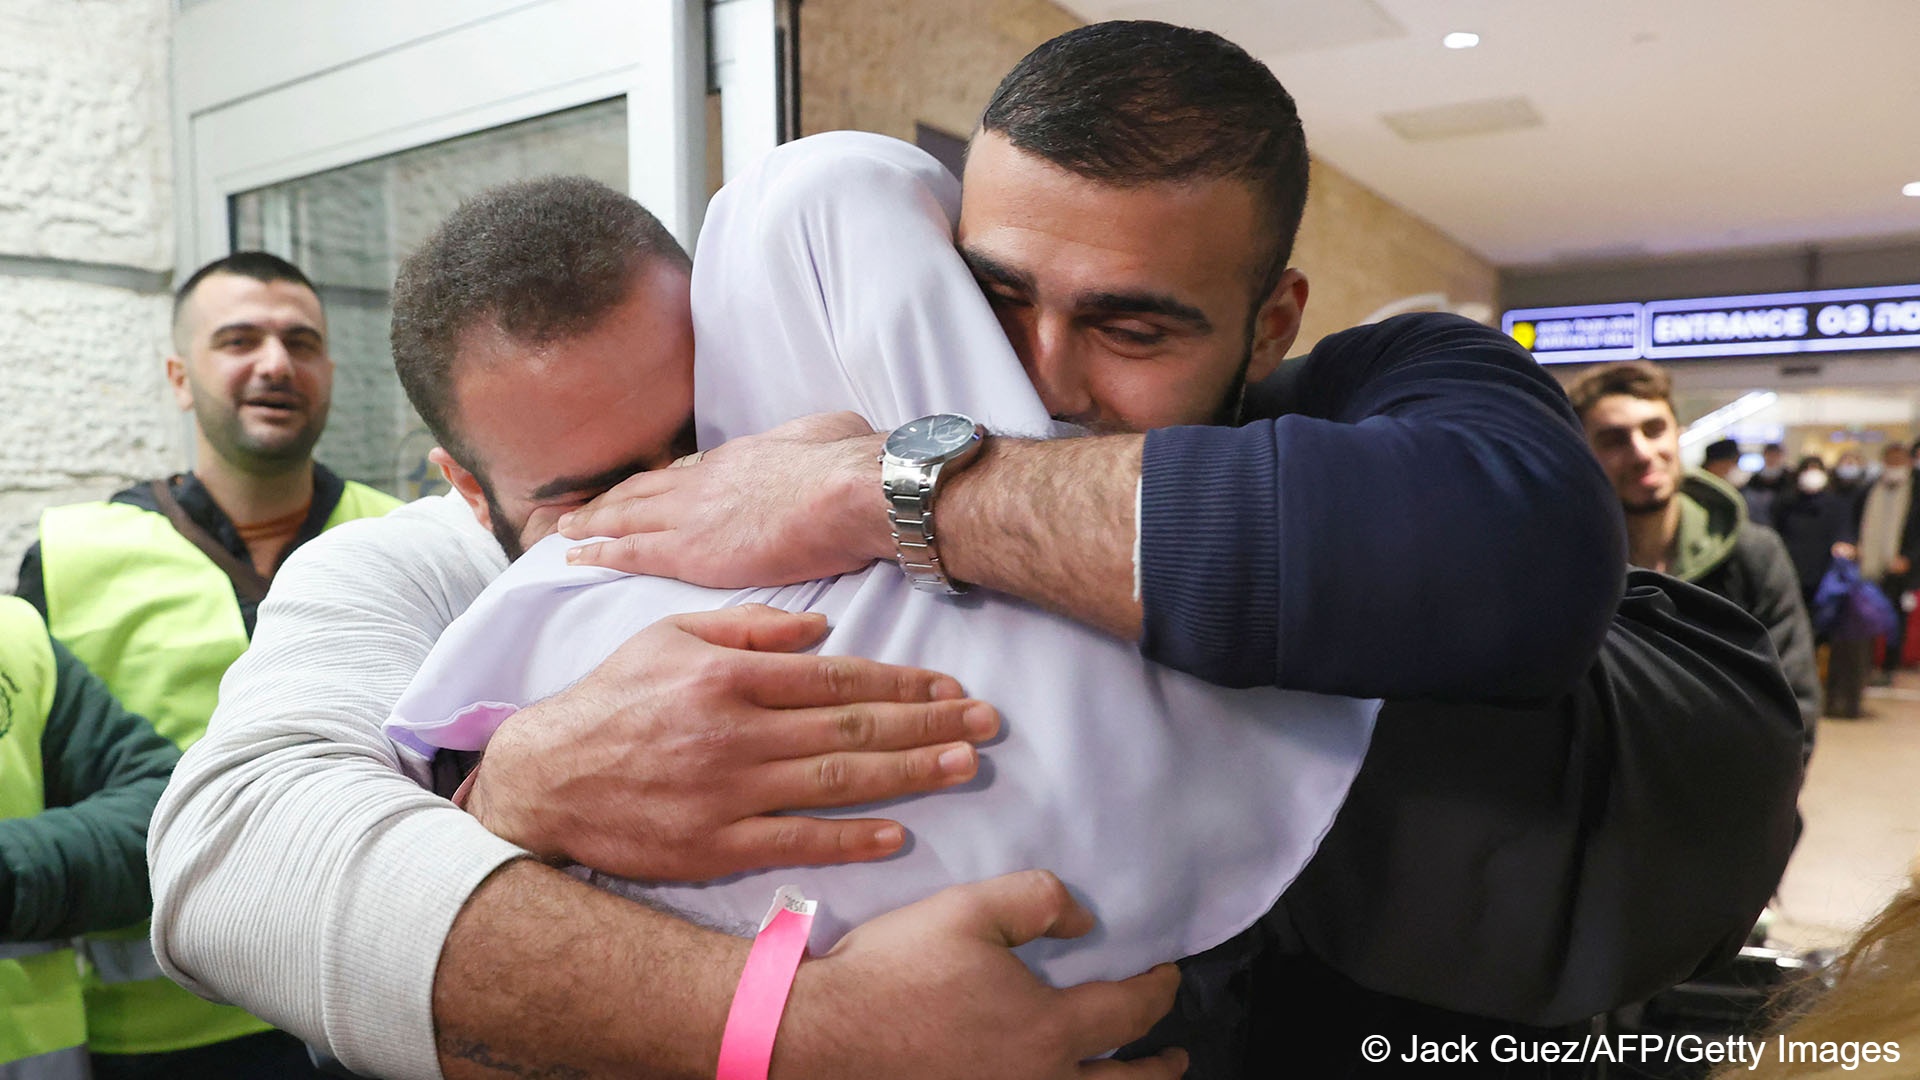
[
  {"left": 1759, "top": 465, "right": 1785, "bottom": 481},
  {"left": 1799, "top": 471, "right": 1829, "bottom": 494},
  {"left": 1836, "top": 464, "right": 1864, "bottom": 482}
]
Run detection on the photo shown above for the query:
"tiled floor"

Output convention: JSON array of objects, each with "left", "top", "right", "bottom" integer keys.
[{"left": 1770, "top": 673, "right": 1920, "bottom": 953}]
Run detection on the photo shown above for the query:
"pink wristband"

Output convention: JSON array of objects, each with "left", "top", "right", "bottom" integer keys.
[{"left": 716, "top": 886, "right": 817, "bottom": 1080}]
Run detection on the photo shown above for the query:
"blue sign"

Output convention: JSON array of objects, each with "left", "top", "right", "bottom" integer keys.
[{"left": 1503, "top": 284, "right": 1920, "bottom": 364}]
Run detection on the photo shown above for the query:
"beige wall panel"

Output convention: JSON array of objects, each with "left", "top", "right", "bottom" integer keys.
[
  {"left": 1290, "top": 159, "right": 1499, "bottom": 354},
  {"left": 800, "top": 0, "right": 1080, "bottom": 140}
]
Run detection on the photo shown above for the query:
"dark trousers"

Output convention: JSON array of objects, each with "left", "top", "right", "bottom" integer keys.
[
  {"left": 1877, "top": 578, "right": 1909, "bottom": 673},
  {"left": 91, "top": 1030, "right": 324, "bottom": 1080},
  {"left": 1825, "top": 636, "right": 1873, "bottom": 718},
  {"left": 1119, "top": 912, "right": 1597, "bottom": 1079},
  {"left": 1116, "top": 925, "right": 1264, "bottom": 1079},
  {"left": 1243, "top": 949, "right": 1594, "bottom": 1078}
]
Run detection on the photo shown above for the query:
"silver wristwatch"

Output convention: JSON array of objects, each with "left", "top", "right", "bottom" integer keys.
[{"left": 881, "top": 413, "right": 986, "bottom": 594}]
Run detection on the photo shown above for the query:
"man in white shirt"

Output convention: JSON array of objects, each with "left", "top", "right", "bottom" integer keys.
[{"left": 150, "top": 158, "right": 1196, "bottom": 1080}]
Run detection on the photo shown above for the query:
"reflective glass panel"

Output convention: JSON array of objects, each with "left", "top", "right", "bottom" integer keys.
[{"left": 231, "top": 97, "right": 627, "bottom": 498}]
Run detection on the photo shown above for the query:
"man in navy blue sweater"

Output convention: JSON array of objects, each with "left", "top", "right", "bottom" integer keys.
[{"left": 558, "top": 20, "right": 1805, "bottom": 1075}]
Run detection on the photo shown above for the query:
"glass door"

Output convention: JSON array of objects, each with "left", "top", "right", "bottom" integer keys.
[
  {"left": 172, "top": 0, "right": 748, "bottom": 496},
  {"left": 227, "top": 100, "right": 631, "bottom": 497}
]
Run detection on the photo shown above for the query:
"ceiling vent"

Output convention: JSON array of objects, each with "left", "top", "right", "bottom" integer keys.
[{"left": 1382, "top": 96, "right": 1543, "bottom": 142}]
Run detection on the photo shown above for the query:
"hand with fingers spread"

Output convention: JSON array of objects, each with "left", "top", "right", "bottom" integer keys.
[
  {"left": 558, "top": 411, "right": 892, "bottom": 587},
  {"left": 777, "top": 870, "right": 1189, "bottom": 1080},
  {"left": 463, "top": 603, "right": 999, "bottom": 880}
]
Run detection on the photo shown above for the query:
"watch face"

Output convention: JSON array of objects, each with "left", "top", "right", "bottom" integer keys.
[{"left": 885, "top": 413, "right": 978, "bottom": 463}]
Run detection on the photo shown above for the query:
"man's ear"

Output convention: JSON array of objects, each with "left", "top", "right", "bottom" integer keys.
[
  {"left": 429, "top": 447, "right": 493, "bottom": 532},
  {"left": 1248, "top": 268, "right": 1309, "bottom": 385},
  {"left": 164, "top": 354, "right": 193, "bottom": 411}
]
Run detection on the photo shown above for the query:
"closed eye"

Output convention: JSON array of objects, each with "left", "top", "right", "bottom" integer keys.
[
  {"left": 977, "top": 280, "right": 1028, "bottom": 309},
  {"left": 1100, "top": 324, "right": 1166, "bottom": 347}
]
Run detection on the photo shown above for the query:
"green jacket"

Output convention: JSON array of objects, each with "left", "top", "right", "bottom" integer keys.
[
  {"left": 1675, "top": 470, "right": 1822, "bottom": 741},
  {"left": 2, "top": 596, "right": 177, "bottom": 1073},
  {"left": 0, "top": 619, "right": 180, "bottom": 939}
]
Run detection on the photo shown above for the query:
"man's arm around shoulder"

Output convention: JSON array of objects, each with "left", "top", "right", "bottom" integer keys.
[
  {"left": 561, "top": 315, "right": 1625, "bottom": 703},
  {"left": 1140, "top": 314, "right": 1625, "bottom": 698}
]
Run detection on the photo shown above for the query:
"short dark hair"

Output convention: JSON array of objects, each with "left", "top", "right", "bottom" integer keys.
[
  {"left": 979, "top": 20, "right": 1310, "bottom": 296},
  {"left": 1703, "top": 438, "right": 1740, "bottom": 464},
  {"left": 1565, "top": 360, "right": 1673, "bottom": 421},
  {"left": 172, "top": 251, "right": 318, "bottom": 347},
  {"left": 389, "top": 175, "right": 689, "bottom": 472}
]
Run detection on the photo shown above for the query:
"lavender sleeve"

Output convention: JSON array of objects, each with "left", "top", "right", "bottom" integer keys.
[{"left": 1138, "top": 313, "right": 1626, "bottom": 701}]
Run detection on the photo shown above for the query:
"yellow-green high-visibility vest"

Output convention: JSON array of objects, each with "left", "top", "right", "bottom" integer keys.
[
  {"left": 0, "top": 597, "right": 89, "bottom": 1078},
  {"left": 37, "top": 480, "right": 401, "bottom": 1056}
]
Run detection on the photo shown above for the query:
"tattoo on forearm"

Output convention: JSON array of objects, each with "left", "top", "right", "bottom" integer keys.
[{"left": 438, "top": 1033, "right": 590, "bottom": 1079}]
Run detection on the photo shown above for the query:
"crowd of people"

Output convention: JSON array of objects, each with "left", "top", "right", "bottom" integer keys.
[
  {"left": 1, "top": 18, "right": 1913, "bottom": 1080},
  {"left": 1703, "top": 426, "right": 1920, "bottom": 717}
]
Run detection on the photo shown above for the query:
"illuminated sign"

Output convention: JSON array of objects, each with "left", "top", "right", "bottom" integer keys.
[
  {"left": 1502, "top": 303, "right": 1641, "bottom": 362},
  {"left": 1502, "top": 284, "right": 1920, "bottom": 364}
]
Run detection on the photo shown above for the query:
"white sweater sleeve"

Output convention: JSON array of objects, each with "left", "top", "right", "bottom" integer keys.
[{"left": 147, "top": 494, "right": 521, "bottom": 1080}]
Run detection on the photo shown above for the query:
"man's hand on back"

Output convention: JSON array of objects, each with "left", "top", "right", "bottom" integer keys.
[
  {"left": 464, "top": 603, "right": 999, "bottom": 880},
  {"left": 778, "top": 870, "right": 1188, "bottom": 1079},
  {"left": 559, "top": 411, "right": 891, "bottom": 588}
]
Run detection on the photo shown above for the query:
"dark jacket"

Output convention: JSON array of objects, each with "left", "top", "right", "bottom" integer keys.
[
  {"left": 1275, "top": 571, "right": 1801, "bottom": 1021},
  {"left": 1677, "top": 471, "right": 1822, "bottom": 740},
  {"left": 1772, "top": 486, "right": 1857, "bottom": 594},
  {"left": 1126, "top": 316, "right": 1804, "bottom": 1073}
]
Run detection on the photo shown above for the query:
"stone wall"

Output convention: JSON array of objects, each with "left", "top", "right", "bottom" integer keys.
[{"left": 0, "top": 0, "right": 178, "bottom": 590}]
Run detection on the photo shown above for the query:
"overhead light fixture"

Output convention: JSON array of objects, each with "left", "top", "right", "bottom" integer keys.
[
  {"left": 1443, "top": 32, "right": 1480, "bottom": 49},
  {"left": 1904, "top": 181, "right": 1920, "bottom": 197},
  {"left": 1681, "top": 392, "right": 1779, "bottom": 449}
]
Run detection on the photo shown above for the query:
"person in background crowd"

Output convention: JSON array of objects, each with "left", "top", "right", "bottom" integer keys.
[
  {"left": 1568, "top": 362, "right": 1818, "bottom": 745},
  {"left": 1748, "top": 442, "right": 1791, "bottom": 528},
  {"left": 1833, "top": 449, "right": 1872, "bottom": 506},
  {"left": 1773, "top": 455, "right": 1869, "bottom": 718},
  {"left": 13, "top": 252, "right": 401, "bottom": 1079},
  {"left": 0, "top": 597, "right": 180, "bottom": 1080},
  {"left": 1847, "top": 441, "right": 1920, "bottom": 687},
  {"left": 1774, "top": 456, "right": 1857, "bottom": 610},
  {"left": 1703, "top": 437, "right": 1743, "bottom": 485}
]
